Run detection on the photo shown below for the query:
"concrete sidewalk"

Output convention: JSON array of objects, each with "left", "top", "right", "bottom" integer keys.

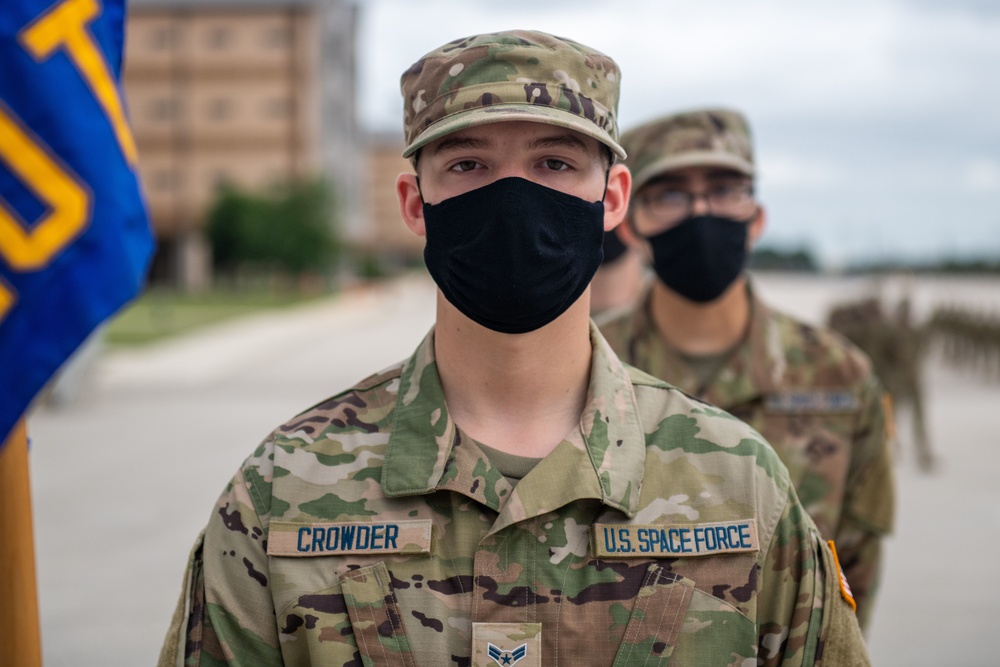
[{"left": 26, "top": 273, "right": 1000, "bottom": 665}]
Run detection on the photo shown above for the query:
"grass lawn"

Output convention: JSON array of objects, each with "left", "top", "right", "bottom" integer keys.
[{"left": 105, "top": 288, "right": 332, "bottom": 346}]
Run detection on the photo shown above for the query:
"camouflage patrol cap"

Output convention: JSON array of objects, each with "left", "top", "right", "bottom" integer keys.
[
  {"left": 400, "top": 30, "right": 625, "bottom": 161},
  {"left": 621, "top": 108, "right": 754, "bottom": 194}
]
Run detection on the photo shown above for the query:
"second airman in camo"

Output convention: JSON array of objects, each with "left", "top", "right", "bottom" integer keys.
[{"left": 601, "top": 108, "right": 895, "bottom": 630}]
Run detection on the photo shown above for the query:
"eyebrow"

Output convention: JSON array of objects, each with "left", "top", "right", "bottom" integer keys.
[
  {"left": 526, "top": 133, "right": 591, "bottom": 154},
  {"left": 428, "top": 136, "right": 494, "bottom": 156},
  {"left": 429, "top": 131, "right": 592, "bottom": 157}
]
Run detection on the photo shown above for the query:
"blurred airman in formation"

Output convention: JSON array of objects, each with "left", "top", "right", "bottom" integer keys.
[
  {"left": 829, "top": 290, "right": 1000, "bottom": 473},
  {"left": 827, "top": 294, "right": 933, "bottom": 471},
  {"left": 931, "top": 305, "right": 1000, "bottom": 381}
]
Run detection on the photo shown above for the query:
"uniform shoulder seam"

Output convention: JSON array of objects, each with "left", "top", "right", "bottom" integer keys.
[
  {"left": 352, "top": 365, "right": 404, "bottom": 392},
  {"left": 770, "top": 306, "right": 874, "bottom": 382},
  {"left": 627, "top": 364, "right": 729, "bottom": 411},
  {"left": 625, "top": 363, "right": 672, "bottom": 389},
  {"left": 290, "top": 365, "right": 403, "bottom": 418}
]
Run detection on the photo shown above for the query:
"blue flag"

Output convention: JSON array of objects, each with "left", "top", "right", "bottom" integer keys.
[{"left": 0, "top": 0, "right": 154, "bottom": 446}]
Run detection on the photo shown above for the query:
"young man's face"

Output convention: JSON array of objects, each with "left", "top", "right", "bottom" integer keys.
[
  {"left": 397, "top": 120, "right": 630, "bottom": 235},
  {"left": 631, "top": 166, "right": 760, "bottom": 239},
  {"left": 395, "top": 119, "right": 632, "bottom": 333}
]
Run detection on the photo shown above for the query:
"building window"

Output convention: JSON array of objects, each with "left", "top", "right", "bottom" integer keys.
[
  {"left": 264, "top": 97, "right": 288, "bottom": 118},
  {"left": 150, "top": 26, "right": 175, "bottom": 49},
  {"left": 152, "top": 170, "right": 175, "bottom": 190},
  {"left": 207, "top": 98, "right": 232, "bottom": 120},
  {"left": 150, "top": 98, "right": 175, "bottom": 120},
  {"left": 264, "top": 26, "right": 291, "bottom": 48},
  {"left": 207, "top": 26, "right": 230, "bottom": 49}
]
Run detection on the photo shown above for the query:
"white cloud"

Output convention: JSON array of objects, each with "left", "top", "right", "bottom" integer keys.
[
  {"left": 962, "top": 159, "right": 1000, "bottom": 192},
  {"left": 757, "top": 154, "right": 847, "bottom": 190}
]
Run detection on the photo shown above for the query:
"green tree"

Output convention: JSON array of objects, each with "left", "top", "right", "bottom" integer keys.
[
  {"left": 205, "top": 180, "right": 339, "bottom": 282},
  {"left": 749, "top": 246, "right": 819, "bottom": 272},
  {"left": 270, "top": 180, "right": 337, "bottom": 274}
]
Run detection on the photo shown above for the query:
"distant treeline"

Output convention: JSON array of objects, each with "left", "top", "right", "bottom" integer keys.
[
  {"left": 845, "top": 257, "right": 1000, "bottom": 275},
  {"left": 749, "top": 247, "right": 1000, "bottom": 274},
  {"left": 749, "top": 246, "right": 819, "bottom": 272}
]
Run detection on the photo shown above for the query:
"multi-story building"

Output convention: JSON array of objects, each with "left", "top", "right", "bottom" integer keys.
[
  {"left": 124, "top": 0, "right": 359, "bottom": 289},
  {"left": 362, "top": 133, "right": 423, "bottom": 264}
]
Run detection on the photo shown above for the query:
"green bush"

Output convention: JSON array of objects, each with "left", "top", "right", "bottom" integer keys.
[
  {"left": 749, "top": 246, "right": 819, "bottom": 272},
  {"left": 206, "top": 180, "right": 339, "bottom": 280}
]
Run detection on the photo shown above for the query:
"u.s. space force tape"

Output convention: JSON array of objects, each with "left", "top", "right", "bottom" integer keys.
[{"left": 592, "top": 519, "right": 759, "bottom": 558}]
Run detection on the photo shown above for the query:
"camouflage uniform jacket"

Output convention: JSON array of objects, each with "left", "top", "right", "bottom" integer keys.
[
  {"left": 160, "top": 324, "right": 868, "bottom": 666},
  {"left": 599, "top": 283, "right": 895, "bottom": 629}
]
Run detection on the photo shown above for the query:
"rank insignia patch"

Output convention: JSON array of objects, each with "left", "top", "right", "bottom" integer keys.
[
  {"left": 473, "top": 622, "right": 540, "bottom": 667},
  {"left": 488, "top": 643, "right": 527, "bottom": 666}
]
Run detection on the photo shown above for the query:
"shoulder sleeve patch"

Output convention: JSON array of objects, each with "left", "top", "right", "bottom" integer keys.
[
  {"left": 882, "top": 392, "right": 897, "bottom": 440},
  {"left": 827, "top": 540, "right": 857, "bottom": 612}
]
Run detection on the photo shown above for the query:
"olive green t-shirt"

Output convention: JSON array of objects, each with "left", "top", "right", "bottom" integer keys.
[{"left": 476, "top": 441, "right": 542, "bottom": 487}]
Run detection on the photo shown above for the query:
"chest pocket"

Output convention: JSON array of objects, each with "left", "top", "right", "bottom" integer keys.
[
  {"left": 274, "top": 559, "right": 419, "bottom": 666},
  {"left": 612, "top": 565, "right": 695, "bottom": 666},
  {"left": 339, "top": 561, "right": 418, "bottom": 667}
]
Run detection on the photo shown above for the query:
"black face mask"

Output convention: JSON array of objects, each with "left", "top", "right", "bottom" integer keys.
[
  {"left": 646, "top": 214, "right": 750, "bottom": 303},
  {"left": 422, "top": 176, "right": 605, "bottom": 334},
  {"left": 601, "top": 228, "right": 628, "bottom": 265}
]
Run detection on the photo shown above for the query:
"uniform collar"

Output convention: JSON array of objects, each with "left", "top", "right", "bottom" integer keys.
[
  {"left": 381, "top": 324, "right": 645, "bottom": 519},
  {"left": 621, "top": 279, "right": 788, "bottom": 408},
  {"left": 701, "top": 282, "right": 785, "bottom": 406}
]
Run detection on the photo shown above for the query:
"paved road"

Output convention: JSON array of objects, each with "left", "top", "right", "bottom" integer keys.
[{"left": 25, "top": 272, "right": 1000, "bottom": 665}]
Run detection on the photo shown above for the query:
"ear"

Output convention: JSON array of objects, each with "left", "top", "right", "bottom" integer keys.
[
  {"left": 602, "top": 163, "right": 631, "bottom": 232},
  {"left": 747, "top": 205, "right": 767, "bottom": 248},
  {"left": 396, "top": 173, "right": 426, "bottom": 237}
]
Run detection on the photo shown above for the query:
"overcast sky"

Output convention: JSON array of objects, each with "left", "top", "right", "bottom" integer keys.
[{"left": 355, "top": 0, "right": 1000, "bottom": 268}]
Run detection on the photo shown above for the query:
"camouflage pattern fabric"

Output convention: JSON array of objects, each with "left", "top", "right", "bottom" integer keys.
[
  {"left": 161, "top": 324, "right": 868, "bottom": 666},
  {"left": 400, "top": 30, "right": 625, "bottom": 160},
  {"left": 621, "top": 108, "right": 754, "bottom": 194},
  {"left": 600, "top": 283, "right": 895, "bottom": 630}
]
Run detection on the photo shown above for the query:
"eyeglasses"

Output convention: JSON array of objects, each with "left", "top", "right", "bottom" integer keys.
[{"left": 635, "top": 181, "right": 756, "bottom": 233}]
